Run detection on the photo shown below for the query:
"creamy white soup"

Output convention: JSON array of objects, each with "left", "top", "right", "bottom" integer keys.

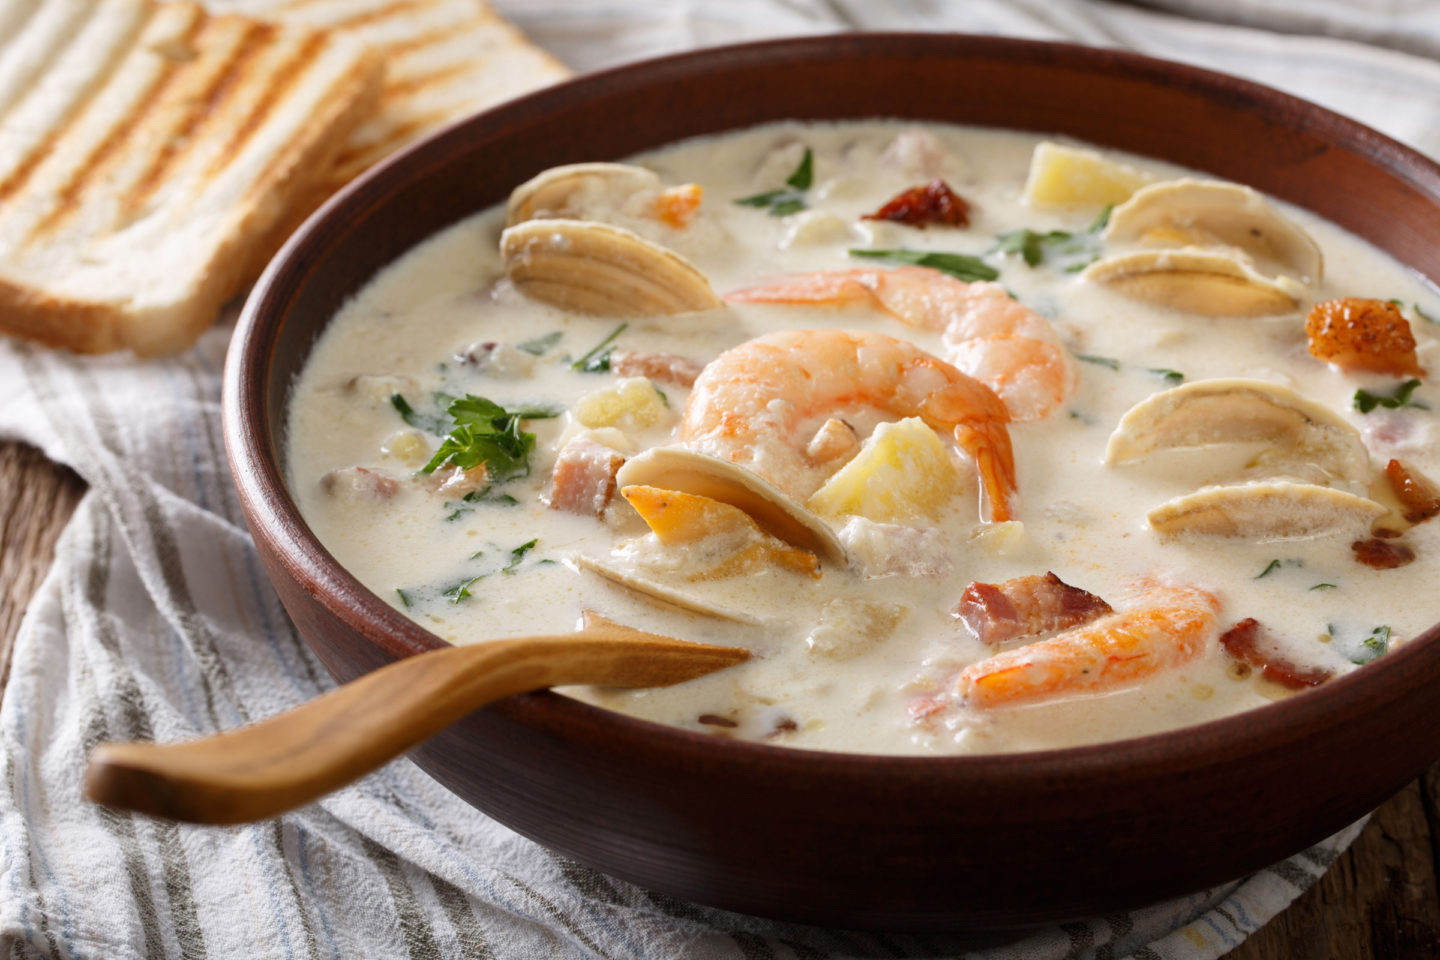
[{"left": 287, "top": 121, "right": 1440, "bottom": 755}]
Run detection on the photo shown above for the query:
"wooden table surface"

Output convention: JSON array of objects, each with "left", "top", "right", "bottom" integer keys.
[{"left": 3, "top": 438, "right": 1438, "bottom": 957}]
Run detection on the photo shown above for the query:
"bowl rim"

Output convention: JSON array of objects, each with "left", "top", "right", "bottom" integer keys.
[{"left": 225, "top": 30, "right": 1440, "bottom": 781}]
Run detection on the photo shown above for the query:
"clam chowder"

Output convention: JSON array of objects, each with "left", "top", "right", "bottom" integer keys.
[{"left": 287, "top": 122, "right": 1440, "bottom": 755}]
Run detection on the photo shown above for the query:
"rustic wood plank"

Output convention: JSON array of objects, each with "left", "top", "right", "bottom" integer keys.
[
  {"left": 1220, "top": 775, "right": 1440, "bottom": 958},
  {"left": 0, "top": 441, "right": 86, "bottom": 696}
]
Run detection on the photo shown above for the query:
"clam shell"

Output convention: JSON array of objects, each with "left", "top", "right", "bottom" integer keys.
[
  {"left": 1081, "top": 247, "right": 1305, "bottom": 317},
  {"left": 1147, "top": 481, "right": 1386, "bottom": 539},
  {"left": 506, "top": 163, "right": 662, "bottom": 227},
  {"left": 615, "top": 447, "right": 849, "bottom": 566},
  {"left": 501, "top": 220, "right": 721, "bottom": 317},
  {"left": 570, "top": 554, "right": 762, "bottom": 624},
  {"left": 1106, "top": 378, "right": 1371, "bottom": 487},
  {"left": 1105, "top": 178, "right": 1323, "bottom": 283}
]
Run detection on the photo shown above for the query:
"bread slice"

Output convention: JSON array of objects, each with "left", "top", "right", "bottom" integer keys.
[
  {"left": 205, "top": 0, "right": 572, "bottom": 184},
  {"left": 0, "top": 0, "right": 382, "bottom": 355}
]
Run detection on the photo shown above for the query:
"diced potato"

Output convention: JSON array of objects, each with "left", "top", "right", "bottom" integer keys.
[
  {"left": 969, "top": 520, "right": 1027, "bottom": 556},
  {"left": 573, "top": 377, "right": 670, "bottom": 430},
  {"left": 805, "top": 598, "right": 906, "bottom": 661},
  {"left": 806, "top": 418, "right": 960, "bottom": 523},
  {"left": 1022, "top": 141, "right": 1153, "bottom": 210},
  {"left": 381, "top": 428, "right": 430, "bottom": 466}
]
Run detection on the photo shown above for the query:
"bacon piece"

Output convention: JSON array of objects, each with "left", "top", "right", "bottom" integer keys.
[
  {"left": 863, "top": 179, "right": 970, "bottom": 228},
  {"left": 609, "top": 349, "right": 704, "bottom": 388},
  {"left": 547, "top": 437, "right": 625, "bottom": 516},
  {"left": 1386, "top": 458, "right": 1440, "bottom": 524},
  {"left": 1219, "top": 618, "right": 1332, "bottom": 689},
  {"left": 954, "top": 571, "right": 1113, "bottom": 645},
  {"left": 1352, "top": 537, "right": 1415, "bottom": 569},
  {"left": 1305, "top": 298, "right": 1424, "bottom": 376}
]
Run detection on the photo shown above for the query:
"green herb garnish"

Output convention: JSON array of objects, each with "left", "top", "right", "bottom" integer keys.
[
  {"left": 1074, "top": 353, "right": 1121, "bottom": 370},
  {"left": 420, "top": 395, "right": 559, "bottom": 482},
  {"left": 395, "top": 588, "right": 412, "bottom": 608},
  {"left": 390, "top": 393, "right": 450, "bottom": 434},
  {"left": 1353, "top": 378, "right": 1426, "bottom": 414},
  {"left": 847, "top": 248, "right": 999, "bottom": 282},
  {"left": 1149, "top": 367, "right": 1185, "bottom": 385},
  {"left": 735, "top": 148, "right": 813, "bottom": 216},
  {"left": 1351, "top": 625, "right": 1391, "bottom": 665},
  {"left": 1310, "top": 583, "right": 1337, "bottom": 591},
  {"left": 518, "top": 331, "right": 563, "bottom": 356},
  {"left": 1255, "top": 559, "right": 1282, "bottom": 579},
  {"left": 465, "top": 486, "right": 518, "bottom": 506},
  {"left": 442, "top": 574, "right": 485, "bottom": 604},
  {"left": 572, "top": 323, "right": 628, "bottom": 373},
  {"left": 1416, "top": 303, "right": 1438, "bottom": 324},
  {"left": 992, "top": 204, "right": 1111, "bottom": 273},
  {"left": 502, "top": 538, "right": 539, "bottom": 574}
]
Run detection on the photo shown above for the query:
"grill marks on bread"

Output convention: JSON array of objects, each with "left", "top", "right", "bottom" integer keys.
[
  {"left": 222, "top": 0, "right": 571, "bottom": 182},
  {"left": 0, "top": 0, "right": 382, "bottom": 355}
]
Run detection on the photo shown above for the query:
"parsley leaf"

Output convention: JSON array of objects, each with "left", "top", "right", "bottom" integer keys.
[
  {"left": 735, "top": 148, "right": 813, "bottom": 216},
  {"left": 847, "top": 248, "right": 999, "bottom": 282},
  {"left": 395, "top": 588, "right": 412, "bottom": 609},
  {"left": 1148, "top": 367, "right": 1185, "bottom": 385},
  {"left": 442, "top": 574, "right": 486, "bottom": 604},
  {"left": 1310, "top": 583, "right": 1338, "bottom": 591},
  {"left": 1255, "top": 559, "right": 1282, "bottom": 579},
  {"left": 390, "top": 393, "right": 449, "bottom": 434},
  {"left": 1354, "top": 379, "right": 1426, "bottom": 414},
  {"left": 502, "top": 538, "right": 539, "bottom": 574},
  {"left": 572, "top": 323, "right": 628, "bottom": 373},
  {"left": 992, "top": 204, "right": 1112, "bottom": 273},
  {"left": 420, "top": 394, "right": 559, "bottom": 482},
  {"left": 786, "top": 148, "right": 814, "bottom": 190}
]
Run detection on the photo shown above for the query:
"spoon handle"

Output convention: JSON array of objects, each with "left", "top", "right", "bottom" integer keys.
[{"left": 84, "top": 626, "right": 746, "bottom": 824}]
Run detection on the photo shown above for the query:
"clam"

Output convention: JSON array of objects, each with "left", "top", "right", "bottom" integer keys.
[
  {"left": 615, "top": 447, "right": 849, "bottom": 566},
  {"left": 506, "top": 163, "right": 663, "bottom": 227},
  {"left": 1080, "top": 247, "right": 1306, "bottom": 317},
  {"left": 1106, "top": 378, "right": 1371, "bottom": 487},
  {"left": 1104, "top": 179, "right": 1323, "bottom": 283},
  {"left": 1147, "top": 481, "right": 1386, "bottom": 539},
  {"left": 570, "top": 554, "right": 762, "bottom": 624},
  {"left": 500, "top": 220, "right": 721, "bottom": 317},
  {"left": 621, "top": 485, "right": 821, "bottom": 580}
]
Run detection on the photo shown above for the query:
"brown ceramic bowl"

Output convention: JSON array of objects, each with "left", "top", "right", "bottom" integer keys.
[{"left": 224, "top": 34, "right": 1440, "bottom": 931}]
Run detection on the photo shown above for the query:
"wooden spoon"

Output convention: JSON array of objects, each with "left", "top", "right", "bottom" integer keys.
[{"left": 84, "top": 613, "right": 748, "bottom": 824}]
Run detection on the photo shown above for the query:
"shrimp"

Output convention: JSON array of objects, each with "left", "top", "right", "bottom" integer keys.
[
  {"left": 954, "top": 580, "right": 1220, "bottom": 708},
  {"left": 680, "top": 329, "right": 1018, "bottom": 522},
  {"left": 726, "top": 266, "right": 1077, "bottom": 422}
]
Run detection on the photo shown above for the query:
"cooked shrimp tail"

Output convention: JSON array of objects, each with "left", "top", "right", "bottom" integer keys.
[
  {"left": 955, "top": 581, "right": 1220, "bottom": 708},
  {"left": 726, "top": 266, "right": 1076, "bottom": 422},
  {"left": 921, "top": 381, "right": 1016, "bottom": 522}
]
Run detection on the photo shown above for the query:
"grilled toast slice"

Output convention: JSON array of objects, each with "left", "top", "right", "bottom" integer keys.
[
  {"left": 208, "top": 0, "right": 571, "bottom": 184},
  {"left": 0, "top": 0, "right": 382, "bottom": 355}
]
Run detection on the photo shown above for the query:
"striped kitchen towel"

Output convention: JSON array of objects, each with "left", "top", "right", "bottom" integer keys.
[{"left": 0, "top": 1, "right": 1433, "bottom": 957}]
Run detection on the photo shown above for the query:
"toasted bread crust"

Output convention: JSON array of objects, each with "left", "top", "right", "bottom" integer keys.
[{"left": 0, "top": 0, "right": 383, "bottom": 356}]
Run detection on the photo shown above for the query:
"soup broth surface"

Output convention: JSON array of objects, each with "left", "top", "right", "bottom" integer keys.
[{"left": 288, "top": 121, "right": 1440, "bottom": 755}]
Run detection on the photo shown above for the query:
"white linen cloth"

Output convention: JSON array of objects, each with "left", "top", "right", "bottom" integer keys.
[{"left": 1, "top": 1, "right": 1435, "bottom": 957}]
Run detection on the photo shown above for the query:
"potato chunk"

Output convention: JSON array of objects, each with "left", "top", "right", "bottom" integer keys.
[
  {"left": 806, "top": 418, "right": 961, "bottom": 522},
  {"left": 574, "top": 377, "right": 671, "bottom": 430},
  {"left": 1022, "top": 142, "right": 1153, "bottom": 210}
]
